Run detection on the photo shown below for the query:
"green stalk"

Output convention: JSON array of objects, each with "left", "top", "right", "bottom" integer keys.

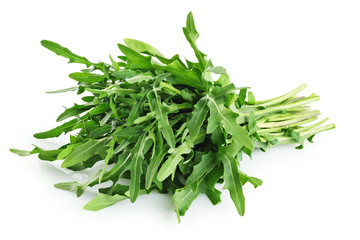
[
  {"left": 276, "top": 123, "right": 335, "bottom": 144},
  {"left": 254, "top": 84, "right": 307, "bottom": 106},
  {"left": 294, "top": 117, "right": 330, "bottom": 133},
  {"left": 258, "top": 110, "right": 320, "bottom": 128},
  {"left": 257, "top": 116, "right": 319, "bottom": 135},
  {"left": 254, "top": 95, "right": 320, "bottom": 118}
]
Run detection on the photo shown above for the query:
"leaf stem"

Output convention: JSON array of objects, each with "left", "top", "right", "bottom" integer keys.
[
  {"left": 254, "top": 83, "right": 307, "bottom": 106},
  {"left": 254, "top": 95, "right": 320, "bottom": 118}
]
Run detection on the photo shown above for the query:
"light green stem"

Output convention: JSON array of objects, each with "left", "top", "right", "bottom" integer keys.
[
  {"left": 254, "top": 95, "right": 320, "bottom": 118},
  {"left": 254, "top": 83, "right": 307, "bottom": 106}
]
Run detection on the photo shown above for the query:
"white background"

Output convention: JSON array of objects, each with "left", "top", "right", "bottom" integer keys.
[{"left": 1, "top": 0, "right": 359, "bottom": 239}]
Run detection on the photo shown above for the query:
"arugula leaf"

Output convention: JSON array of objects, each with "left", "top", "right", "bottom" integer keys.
[
  {"left": 157, "top": 141, "right": 193, "bottom": 181},
  {"left": 218, "top": 145, "right": 246, "bottom": 216},
  {"left": 83, "top": 193, "right": 127, "bottom": 211},
  {"left": 182, "top": 11, "right": 207, "bottom": 70},
  {"left": 69, "top": 72, "right": 106, "bottom": 83},
  {"left": 147, "top": 90, "right": 176, "bottom": 148},
  {"left": 34, "top": 118, "right": 80, "bottom": 139},
  {"left": 207, "top": 95, "right": 253, "bottom": 150},
  {"left": 56, "top": 104, "right": 92, "bottom": 122},
  {"left": 172, "top": 184, "right": 201, "bottom": 222},
  {"left": 186, "top": 151, "right": 217, "bottom": 186},
  {"left": 61, "top": 137, "right": 109, "bottom": 168},
  {"left": 145, "top": 128, "right": 169, "bottom": 190},
  {"left": 126, "top": 88, "right": 150, "bottom": 125},
  {"left": 41, "top": 40, "right": 94, "bottom": 67},
  {"left": 118, "top": 44, "right": 153, "bottom": 69},
  {"left": 54, "top": 181, "right": 79, "bottom": 191},
  {"left": 126, "top": 134, "right": 147, "bottom": 202},
  {"left": 187, "top": 97, "right": 209, "bottom": 141},
  {"left": 124, "top": 38, "right": 164, "bottom": 57},
  {"left": 152, "top": 60, "right": 204, "bottom": 90}
]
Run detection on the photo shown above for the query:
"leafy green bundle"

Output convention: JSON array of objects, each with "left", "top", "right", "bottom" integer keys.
[{"left": 11, "top": 12, "right": 334, "bottom": 221}]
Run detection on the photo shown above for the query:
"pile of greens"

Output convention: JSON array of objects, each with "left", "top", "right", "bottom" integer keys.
[{"left": 11, "top": 12, "right": 334, "bottom": 222}]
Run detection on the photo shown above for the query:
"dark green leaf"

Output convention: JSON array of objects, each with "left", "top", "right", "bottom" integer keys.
[
  {"left": 172, "top": 184, "right": 200, "bottom": 222},
  {"left": 186, "top": 151, "right": 217, "bottom": 186},
  {"left": 152, "top": 60, "right": 204, "bottom": 90},
  {"left": 157, "top": 141, "right": 193, "bottom": 181},
  {"left": 41, "top": 40, "right": 93, "bottom": 67},
  {"left": 218, "top": 145, "right": 245, "bottom": 216},
  {"left": 126, "top": 134, "right": 147, "bottom": 202},
  {"left": 147, "top": 90, "right": 176, "bottom": 148},
  {"left": 61, "top": 137, "right": 109, "bottom": 168},
  {"left": 187, "top": 97, "right": 209, "bottom": 142},
  {"left": 56, "top": 104, "right": 92, "bottom": 122},
  {"left": 34, "top": 119, "right": 79, "bottom": 139}
]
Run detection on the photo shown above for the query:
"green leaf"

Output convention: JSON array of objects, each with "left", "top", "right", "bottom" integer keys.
[
  {"left": 89, "top": 125, "right": 111, "bottom": 138},
  {"left": 206, "top": 66, "right": 227, "bottom": 75},
  {"left": 157, "top": 141, "right": 193, "bottom": 181},
  {"left": 10, "top": 148, "right": 31, "bottom": 156},
  {"left": 248, "top": 111, "right": 257, "bottom": 135},
  {"left": 89, "top": 104, "right": 110, "bottom": 115},
  {"left": 187, "top": 97, "right": 209, "bottom": 141},
  {"left": 41, "top": 40, "right": 93, "bottom": 67},
  {"left": 182, "top": 12, "right": 207, "bottom": 70},
  {"left": 209, "top": 83, "right": 236, "bottom": 100},
  {"left": 109, "top": 96, "right": 120, "bottom": 120},
  {"left": 247, "top": 91, "right": 255, "bottom": 105},
  {"left": 145, "top": 128, "right": 169, "bottom": 189},
  {"left": 54, "top": 181, "right": 79, "bottom": 191},
  {"left": 99, "top": 184, "right": 129, "bottom": 196},
  {"left": 207, "top": 95, "right": 253, "bottom": 150},
  {"left": 113, "top": 125, "right": 144, "bottom": 138},
  {"left": 46, "top": 86, "right": 78, "bottom": 94},
  {"left": 69, "top": 72, "right": 106, "bottom": 84},
  {"left": 147, "top": 90, "right": 176, "bottom": 148},
  {"left": 124, "top": 38, "right": 164, "bottom": 57},
  {"left": 111, "top": 70, "right": 138, "bottom": 79},
  {"left": 99, "top": 137, "right": 117, "bottom": 182},
  {"left": 126, "top": 134, "right": 147, "bottom": 202},
  {"left": 238, "top": 88, "right": 247, "bottom": 106},
  {"left": 83, "top": 193, "right": 127, "bottom": 211},
  {"left": 20, "top": 145, "right": 63, "bottom": 161},
  {"left": 109, "top": 55, "right": 120, "bottom": 71},
  {"left": 186, "top": 151, "right": 217, "bottom": 186},
  {"left": 61, "top": 137, "right": 109, "bottom": 168},
  {"left": 172, "top": 184, "right": 201, "bottom": 222},
  {"left": 56, "top": 104, "right": 92, "bottom": 122},
  {"left": 118, "top": 44, "right": 153, "bottom": 69},
  {"left": 90, "top": 150, "right": 132, "bottom": 186},
  {"left": 34, "top": 119, "right": 79, "bottom": 139},
  {"left": 152, "top": 60, "right": 204, "bottom": 90},
  {"left": 199, "top": 181, "right": 222, "bottom": 205},
  {"left": 218, "top": 145, "right": 245, "bottom": 216},
  {"left": 126, "top": 88, "right": 150, "bottom": 125},
  {"left": 126, "top": 74, "right": 154, "bottom": 84},
  {"left": 57, "top": 143, "right": 82, "bottom": 160}
]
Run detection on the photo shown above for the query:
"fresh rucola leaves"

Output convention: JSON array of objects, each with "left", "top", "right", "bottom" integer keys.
[{"left": 10, "top": 12, "right": 335, "bottom": 222}]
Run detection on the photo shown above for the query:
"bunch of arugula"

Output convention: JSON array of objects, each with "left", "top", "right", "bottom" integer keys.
[{"left": 11, "top": 12, "right": 334, "bottom": 222}]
